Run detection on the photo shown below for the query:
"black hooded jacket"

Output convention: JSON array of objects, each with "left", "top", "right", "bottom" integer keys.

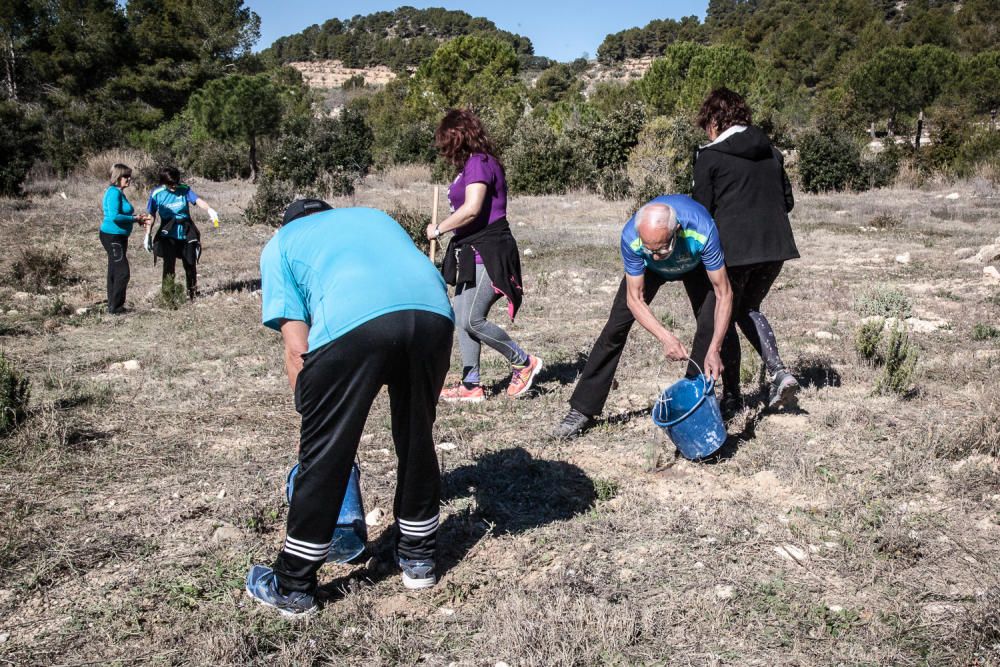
[{"left": 693, "top": 125, "right": 799, "bottom": 267}]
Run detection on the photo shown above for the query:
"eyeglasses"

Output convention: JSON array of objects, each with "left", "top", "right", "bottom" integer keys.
[{"left": 641, "top": 231, "right": 678, "bottom": 259}]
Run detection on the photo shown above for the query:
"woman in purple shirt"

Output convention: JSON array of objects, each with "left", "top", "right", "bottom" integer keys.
[{"left": 426, "top": 109, "right": 542, "bottom": 403}]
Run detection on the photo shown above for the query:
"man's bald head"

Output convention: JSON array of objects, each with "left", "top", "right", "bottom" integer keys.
[{"left": 635, "top": 203, "right": 679, "bottom": 253}]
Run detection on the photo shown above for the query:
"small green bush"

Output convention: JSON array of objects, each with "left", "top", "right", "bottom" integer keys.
[
  {"left": 855, "top": 319, "right": 885, "bottom": 366},
  {"left": 267, "top": 110, "right": 373, "bottom": 191},
  {"left": 506, "top": 117, "right": 581, "bottom": 195},
  {"left": 852, "top": 286, "right": 913, "bottom": 319},
  {"left": 626, "top": 114, "right": 701, "bottom": 197},
  {"left": 972, "top": 323, "right": 1000, "bottom": 341},
  {"left": 0, "top": 350, "right": 30, "bottom": 435},
  {"left": 798, "top": 130, "right": 862, "bottom": 193},
  {"left": 868, "top": 213, "right": 902, "bottom": 230},
  {"left": 243, "top": 173, "right": 301, "bottom": 227},
  {"left": 156, "top": 275, "right": 188, "bottom": 310},
  {"left": 0, "top": 101, "right": 41, "bottom": 196},
  {"left": 875, "top": 323, "right": 918, "bottom": 396},
  {"left": 388, "top": 206, "right": 431, "bottom": 255},
  {"left": 8, "top": 249, "right": 75, "bottom": 293}
]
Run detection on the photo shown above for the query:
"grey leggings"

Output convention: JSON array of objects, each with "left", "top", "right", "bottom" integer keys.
[{"left": 453, "top": 263, "right": 528, "bottom": 385}]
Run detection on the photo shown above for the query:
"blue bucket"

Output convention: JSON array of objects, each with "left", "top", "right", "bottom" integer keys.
[
  {"left": 651, "top": 365, "right": 727, "bottom": 460},
  {"left": 286, "top": 462, "right": 368, "bottom": 564}
]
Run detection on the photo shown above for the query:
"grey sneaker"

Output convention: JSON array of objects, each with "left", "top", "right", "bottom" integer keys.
[
  {"left": 245, "top": 565, "right": 318, "bottom": 617},
  {"left": 768, "top": 370, "right": 800, "bottom": 409},
  {"left": 399, "top": 558, "right": 436, "bottom": 590},
  {"left": 552, "top": 408, "right": 593, "bottom": 439}
]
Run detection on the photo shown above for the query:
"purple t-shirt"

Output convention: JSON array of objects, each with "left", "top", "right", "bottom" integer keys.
[{"left": 448, "top": 153, "right": 507, "bottom": 263}]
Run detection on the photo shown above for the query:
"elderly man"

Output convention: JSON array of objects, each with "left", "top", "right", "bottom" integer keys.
[
  {"left": 553, "top": 195, "right": 733, "bottom": 439},
  {"left": 245, "top": 199, "right": 455, "bottom": 616}
]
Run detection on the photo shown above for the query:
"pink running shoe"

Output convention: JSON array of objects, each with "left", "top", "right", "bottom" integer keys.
[
  {"left": 506, "top": 356, "right": 543, "bottom": 398},
  {"left": 440, "top": 384, "right": 486, "bottom": 403}
]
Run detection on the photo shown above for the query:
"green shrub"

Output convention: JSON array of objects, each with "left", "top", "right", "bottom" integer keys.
[
  {"left": 628, "top": 177, "right": 670, "bottom": 217},
  {"left": 875, "top": 323, "right": 918, "bottom": 396},
  {"left": 855, "top": 319, "right": 885, "bottom": 366},
  {"left": 139, "top": 111, "right": 248, "bottom": 181},
  {"left": 506, "top": 117, "right": 581, "bottom": 195},
  {"left": 594, "top": 167, "right": 631, "bottom": 200},
  {"left": 852, "top": 286, "right": 912, "bottom": 319},
  {"left": 267, "top": 110, "right": 373, "bottom": 190},
  {"left": 626, "top": 114, "right": 701, "bottom": 197},
  {"left": 388, "top": 206, "right": 431, "bottom": 255},
  {"left": 868, "top": 213, "right": 902, "bottom": 230},
  {"left": 798, "top": 130, "right": 862, "bottom": 193},
  {"left": 855, "top": 142, "right": 906, "bottom": 190},
  {"left": 8, "top": 249, "right": 75, "bottom": 293},
  {"left": 0, "top": 102, "right": 41, "bottom": 196},
  {"left": 156, "top": 275, "right": 187, "bottom": 310},
  {"left": 243, "top": 173, "right": 301, "bottom": 227},
  {"left": 0, "top": 350, "right": 30, "bottom": 435},
  {"left": 972, "top": 323, "right": 1000, "bottom": 341}
]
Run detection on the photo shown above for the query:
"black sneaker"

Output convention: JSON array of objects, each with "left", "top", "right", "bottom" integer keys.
[
  {"left": 399, "top": 558, "right": 436, "bottom": 590},
  {"left": 552, "top": 408, "right": 593, "bottom": 439},
  {"left": 245, "top": 565, "right": 318, "bottom": 617},
  {"left": 720, "top": 394, "right": 743, "bottom": 421},
  {"left": 768, "top": 370, "right": 800, "bottom": 409}
]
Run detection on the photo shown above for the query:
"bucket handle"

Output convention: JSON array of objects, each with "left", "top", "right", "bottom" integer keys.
[{"left": 651, "top": 358, "right": 715, "bottom": 429}]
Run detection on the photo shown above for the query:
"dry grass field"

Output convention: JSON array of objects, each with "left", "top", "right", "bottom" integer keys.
[{"left": 1, "top": 171, "right": 999, "bottom": 665}]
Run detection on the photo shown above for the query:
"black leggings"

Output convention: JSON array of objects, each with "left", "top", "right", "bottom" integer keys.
[
  {"left": 99, "top": 232, "right": 129, "bottom": 314},
  {"left": 159, "top": 237, "right": 197, "bottom": 298},
  {"left": 721, "top": 261, "right": 788, "bottom": 395},
  {"left": 274, "top": 310, "right": 454, "bottom": 592}
]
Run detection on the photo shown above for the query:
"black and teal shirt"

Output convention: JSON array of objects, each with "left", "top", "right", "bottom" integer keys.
[{"left": 147, "top": 184, "right": 199, "bottom": 240}]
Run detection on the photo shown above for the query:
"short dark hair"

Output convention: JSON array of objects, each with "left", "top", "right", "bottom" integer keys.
[
  {"left": 696, "top": 88, "right": 753, "bottom": 133},
  {"left": 282, "top": 198, "right": 332, "bottom": 226},
  {"left": 159, "top": 166, "right": 181, "bottom": 187}
]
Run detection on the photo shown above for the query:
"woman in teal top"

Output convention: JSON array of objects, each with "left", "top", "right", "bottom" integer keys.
[{"left": 100, "top": 164, "right": 150, "bottom": 314}]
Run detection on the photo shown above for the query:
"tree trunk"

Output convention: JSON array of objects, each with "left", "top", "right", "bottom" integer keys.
[
  {"left": 3, "top": 36, "right": 16, "bottom": 100},
  {"left": 915, "top": 110, "right": 923, "bottom": 151},
  {"left": 249, "top": 134, "right": 258, "bottom": 183}
]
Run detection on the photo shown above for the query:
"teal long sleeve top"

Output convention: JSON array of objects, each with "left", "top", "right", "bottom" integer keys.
[{"left": 101, "top": 186, "right": 137, "bottom": 235}]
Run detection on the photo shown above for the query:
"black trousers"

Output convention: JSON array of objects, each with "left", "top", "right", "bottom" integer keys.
[
  {"left": 159, "top": 237, "right": 197, "bottom": 298},
  {"left": 274, "top": 309, "right": 454, "bottom": 592},
  {"left": 569, "top": 268, "right": 733, "bottom": 418},
  {"left": 99, "top": 232, "right": 130, "bottom": 314},
  {"left": 721, "top": 261, "right": 787, "bottom": 395}
]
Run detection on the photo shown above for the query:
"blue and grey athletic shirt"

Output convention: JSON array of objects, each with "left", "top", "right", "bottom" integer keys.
[
  {"left": 147, "top": 184, "right": 199, "bottom": 240},
  {"left": 620, "top": 194, "right": 726, "bottom": 280},
  {"left": 100, "top": 186, "right": 137, "bottom": 236}
]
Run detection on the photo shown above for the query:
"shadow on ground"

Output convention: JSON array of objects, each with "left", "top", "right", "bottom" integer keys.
[{"left": 319, "top": 447, "right": 595, "bottom": 597}]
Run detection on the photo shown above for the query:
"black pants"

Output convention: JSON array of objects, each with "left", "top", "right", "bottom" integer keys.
[
  {"left": 160, "top": 237, "right": 197, "bottom": 298},
  {"left": 721, "top": 261, "right": 787, "bottom": 396},
  {"left": 569, "top": 268, "right": 733, "bottom": 418},
  {"left": 99, "top": 232, "right": 130, "bottom": 314},
  {"left": 274, "top": 310, "right": 454, "bottom": 592}
]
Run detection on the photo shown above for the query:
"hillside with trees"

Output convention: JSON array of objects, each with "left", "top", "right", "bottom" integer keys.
[{"left": 1, "top": 1, "right": 997, "bottom": 210}]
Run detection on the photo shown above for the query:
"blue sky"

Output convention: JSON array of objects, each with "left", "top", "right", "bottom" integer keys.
[{"left": 246, "top": 1, "right": 708, "bottom": 61}]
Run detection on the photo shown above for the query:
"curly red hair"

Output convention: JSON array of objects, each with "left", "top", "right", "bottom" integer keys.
[{"left": 434, "top": 109, "right": 497, "bottom": 168}]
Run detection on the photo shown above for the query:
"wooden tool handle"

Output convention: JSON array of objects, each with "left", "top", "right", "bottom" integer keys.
[{"left": 429, "top": 185, "right": 439, "bottom": 263}]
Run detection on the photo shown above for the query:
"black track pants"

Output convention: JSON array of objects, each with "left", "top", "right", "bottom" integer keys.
[
  {"left": 273, "top": 310, "right": 454, "bottom": 592},
  {"left": 569, "top": 268, "right": 732, "bottom": 418},
  {"left": 99, "top": 232, "right": 130, "bottom": 314},
  {"left": 721, "top": 261, "right": 787, "bottom": 396}
]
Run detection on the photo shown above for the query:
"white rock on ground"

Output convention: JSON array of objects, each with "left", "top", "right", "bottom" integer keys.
[
  {"left": 945, "top": 192, "right": 960, "bottom": 199},
  {"left": 75, "top": 307, "right": 89, "bottom": 315},
  {"left": 895, "top": 252, "right": 911, "bottom": 264},
  {"left": 814, "top": 331, "right": 840, "bottom": 341},
  {"left": 122, "top": 359, "right": 140, "bottom": 371},
  {"left": 366, "top": 508, "right": 385, "bottom": 526},
  {"left": 774, "top": 544, "right": 809, "bottom": 563},
  {"left": 905, "top": 317, "right": 949, "bottom": 333},
  {"left": 974, "top": 244, "right": 1000, "bottom": 264},
  {"left": 984, "top": 266, "right": 1000, "bottom": 283},
  {"left": 436, "top": 442, "right": 457, "bottom": 451},
  {"left": 212, "top": 524, "right": 241, "bottom": 542},
  {"left": 714, "top": 584, "right": 735, "bottom": 600},
  {"left": 953, "top": 247, "right": 975, "bottom": 259}
]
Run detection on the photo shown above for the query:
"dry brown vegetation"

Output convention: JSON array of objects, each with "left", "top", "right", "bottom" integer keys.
[{"left": 1, "top": 175, "right": 999, "bottom": 665}]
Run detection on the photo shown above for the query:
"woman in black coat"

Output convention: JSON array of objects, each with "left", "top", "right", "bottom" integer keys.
[{"left": 693, "top": 88, "right": 799, "bottom": 415}]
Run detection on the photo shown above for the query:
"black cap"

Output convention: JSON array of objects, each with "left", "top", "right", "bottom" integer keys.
[{"left": 282, "top": 198, "right": 333, "bottom": 226}]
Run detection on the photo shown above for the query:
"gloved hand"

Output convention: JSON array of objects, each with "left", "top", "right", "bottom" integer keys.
[
  {"left": 143, "top": 231, "right": 152, "bottom": 253},
  {"left": 207, "top": 207, "right": 220, "bottom": 228}
]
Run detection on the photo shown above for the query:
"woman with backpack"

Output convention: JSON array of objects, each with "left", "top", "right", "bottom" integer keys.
[{"left": 145, "top": 166, "right": 219, "bottom": 300}]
